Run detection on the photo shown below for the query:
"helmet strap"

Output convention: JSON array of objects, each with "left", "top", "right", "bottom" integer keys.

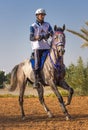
[{"left": 36, "top": 17, "right": 44, "bottom": 24}]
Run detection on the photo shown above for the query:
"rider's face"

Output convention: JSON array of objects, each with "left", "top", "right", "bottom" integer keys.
[{"left": 36, "top": 13, "right": 45, "bottom": 22}]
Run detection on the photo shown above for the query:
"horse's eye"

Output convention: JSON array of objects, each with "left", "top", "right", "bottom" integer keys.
[
  {"left": 54, "top": 35, "right": 58, "bottom": 39},
  {"left": 54, "top": 36, "right": 57, "bottom": 39}
]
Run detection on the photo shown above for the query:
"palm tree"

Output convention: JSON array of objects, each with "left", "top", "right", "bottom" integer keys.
[{"left": 67, "top": 21, "right": 88, "bottom": 47}]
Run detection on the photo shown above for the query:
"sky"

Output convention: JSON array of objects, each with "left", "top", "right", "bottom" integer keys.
[{"left": 0, "top": 0, "right": 88, "bottom": 73}]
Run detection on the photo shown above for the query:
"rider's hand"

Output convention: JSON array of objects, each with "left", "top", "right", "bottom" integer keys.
[
  {"left": 44, "top": 33, "right": 50, "bottom": 40},
  {"left": 34, "top": 33, "right": 50, "bottom": 41},
  {"left": 35, "top": 35, "right": 45, "bottom": 41},
  {"left": 34, "top": 35, "right": 41, "bottom": 40}
]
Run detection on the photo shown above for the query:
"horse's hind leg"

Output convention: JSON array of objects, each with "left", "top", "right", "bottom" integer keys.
[
  {"left": 59, "top": 80, "right": 74, "bottom": 106},
  {"left": 19, "top": 81, "right": 27, "bottom": 119},
  {"left": 36, "top": 83, "right": 53, "bottom": 118}
]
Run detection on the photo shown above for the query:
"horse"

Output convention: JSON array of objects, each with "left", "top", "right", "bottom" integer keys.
[{"left": 6, "top": 25, "right": 74, "bottom": 120}]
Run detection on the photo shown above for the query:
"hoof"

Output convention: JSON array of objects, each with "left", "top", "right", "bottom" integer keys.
[
  {"left": 65, "top": 114, "right": 71, "bottom": 121},
  {"left": 47, "top": 111, "right": 53, "bottom": 118},
  {"left": 65, "top": 102, "right": 70, "bottom": 106},
  {"left": 22, "top": 116, "right": 26, "bottom": 120}
]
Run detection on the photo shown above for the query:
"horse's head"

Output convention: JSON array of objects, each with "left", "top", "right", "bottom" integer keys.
[{"left": 52, "top": 24, "right": 66, "bottom": 56}]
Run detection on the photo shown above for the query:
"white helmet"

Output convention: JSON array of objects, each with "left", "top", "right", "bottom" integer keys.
[{"left": 35, "top": 8, "right": 46, "bottom": 15}]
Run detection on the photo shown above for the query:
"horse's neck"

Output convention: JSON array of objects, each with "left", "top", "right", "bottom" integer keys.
[
  {"left": 58, "top": 55, "right": 64, "bottom": 67},
  {"left": 50, "top": 48, "right": 57, "bottom": 63},
  {"left": 50, "top": 48, "right": 63, "bottom": 65},
  {"left": 44, "top": 48, "right": 64, "bottom": 71}
]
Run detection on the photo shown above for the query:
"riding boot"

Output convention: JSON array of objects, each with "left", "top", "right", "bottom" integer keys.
[
  {"left": 33, "top": 70, "right": 41, "bottom": 88},
  {"left": 33, "top": 49, "right": 41, "bottom": 88}
]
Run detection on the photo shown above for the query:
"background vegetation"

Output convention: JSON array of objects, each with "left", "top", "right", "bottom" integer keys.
[
  {"left": 65, "top": 56, "right": 88, "bottom": 95},
  {"left": 0, "top": 56, "right": 88, "bottom": 95}
]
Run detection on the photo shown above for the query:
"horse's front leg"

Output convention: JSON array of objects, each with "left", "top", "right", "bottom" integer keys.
[
  {"left": 59, "top": 80, "right": 74, "bottom": 106},
  {"left": 50, "top": 81, "right": 71, "bottom": 120},
  {"left": 36, "top": 83, "right": 53, "bottom": 118}
]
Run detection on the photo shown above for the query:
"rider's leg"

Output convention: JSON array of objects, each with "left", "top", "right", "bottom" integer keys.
[{"left": 33, "top": 49, "right": 41, "bottom": 88}]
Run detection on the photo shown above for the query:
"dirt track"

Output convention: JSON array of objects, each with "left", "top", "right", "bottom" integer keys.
[{"left": 0, "top": 95, "right": 88, "bottom": 130}]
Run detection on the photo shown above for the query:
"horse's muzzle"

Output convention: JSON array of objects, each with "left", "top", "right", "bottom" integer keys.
[{"left": 58, "top": 49, "right": 65, "bottom": 55}]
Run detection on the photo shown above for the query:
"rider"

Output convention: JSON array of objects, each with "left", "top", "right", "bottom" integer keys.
[{"left": 29, "top": 8, "right": 53, "bottom": 88}]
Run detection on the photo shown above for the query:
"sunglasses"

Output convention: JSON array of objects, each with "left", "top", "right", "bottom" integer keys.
[{"left": 38, "top": 13, "right": 46, "bottom": 16}]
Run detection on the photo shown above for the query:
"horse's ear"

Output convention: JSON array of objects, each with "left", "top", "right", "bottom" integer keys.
[
  {"left": 54, "top": 25, "right": 57, "bottom": 31},
  {"left": 63, "top": 24, "right": 65, "bottom": 31}
]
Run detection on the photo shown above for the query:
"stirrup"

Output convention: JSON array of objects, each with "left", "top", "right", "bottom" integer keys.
[{"left": 33, "top": 81, "right": 41, "bottom": 89}]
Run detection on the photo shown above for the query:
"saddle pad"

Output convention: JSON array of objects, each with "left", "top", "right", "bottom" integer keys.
[{"left": 30, "top": 50, "right": 49, "bottom": 69}]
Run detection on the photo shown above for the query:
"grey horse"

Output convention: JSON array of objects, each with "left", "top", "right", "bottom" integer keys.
[{"left": 6, "top": 25, "right": 74, "bottom": 120}]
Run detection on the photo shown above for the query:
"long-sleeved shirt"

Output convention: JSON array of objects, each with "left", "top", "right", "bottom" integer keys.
[{"left": 29, "top": 20, "right": 53, "bottom": 50}]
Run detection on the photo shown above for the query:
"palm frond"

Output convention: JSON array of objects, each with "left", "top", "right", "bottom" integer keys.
[
  {"left": 81, "top": 27, "right": 88, "bottom": 36},
  {"left": 81, "top": 42, "right": 88, "bottom": 48},
  {"left": 67, "top": 21, "right": 88, "bottom": 48},
  {"left": 66, "top": 29, "right": 88, "bottom": 41},
  {"left": 85, "top": 21, "right": 88, "bottom": 26}
]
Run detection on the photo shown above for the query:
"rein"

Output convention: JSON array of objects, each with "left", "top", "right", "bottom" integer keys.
[
  {"left": 48, "top": 48, "right": 62, "bottom": 70},
  {"left": 47, "top": 29, "right": 65, "bottom": 73}
]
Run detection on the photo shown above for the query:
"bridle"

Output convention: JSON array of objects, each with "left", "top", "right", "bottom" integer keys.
[
  {"left": 52, "top": 31, "right": 65, "bottom": 56},
  {"left": 48, "top": 30, "right": 65, "bottom": 71},
  {"left": 53, "top": 31, "right": 65, "bottom": 46}
]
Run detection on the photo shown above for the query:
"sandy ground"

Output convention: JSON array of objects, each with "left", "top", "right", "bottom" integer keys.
[
  {"left": 0, "top": 87, "right": 88, "bottom": 130},
  {"left": 0, "top": 86, "right": 54, "bottom": 96}
]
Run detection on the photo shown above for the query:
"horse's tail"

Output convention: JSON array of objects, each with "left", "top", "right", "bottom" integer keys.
[{"left": 8, "top": 64, "right": 19, "bottom": 91}]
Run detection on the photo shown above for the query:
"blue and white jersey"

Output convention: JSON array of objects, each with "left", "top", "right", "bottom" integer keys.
[{"left": 30, "top": 21, "right": 53, "bottom": 50}]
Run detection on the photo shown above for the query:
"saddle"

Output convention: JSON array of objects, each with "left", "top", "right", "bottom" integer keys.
[{"left": 30, "top": 50, "right": 49, "bottom": 70}]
